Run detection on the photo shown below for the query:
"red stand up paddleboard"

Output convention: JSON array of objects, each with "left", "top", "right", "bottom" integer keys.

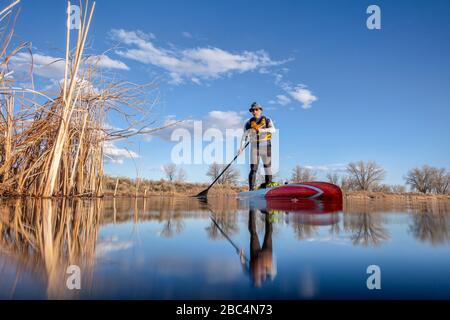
[{"left": 238, "top": 181, "right": 343, "bottom": 201}]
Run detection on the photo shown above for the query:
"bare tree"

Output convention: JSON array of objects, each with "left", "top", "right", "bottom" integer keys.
[
  {"left": 346, "top": 161, "right": 386, "bottom": 191},
  {"left": 207, "top": 162, "right": 240, "bottom": 185},
  {"left": 207, "top": 162, "right": 221, "bottom": 182},
  {"left": 391, "top": 185, "right": 406, "bottom": 193},
  {"left": 377, "top": 184, "right": 408, "bottom": 193},
  {"left": 176, "top": 167, "right": 187, "bottom": 182},
  {"left": 326, "top": 172, "right": 340, "bottom": 185},
  {"left": 163, "top": 163, "right": 177, "bottom": 182},
  {"left": 291, "top": 165, "right": 316, "bottom": 183},
  {"left": 405, "top": 165, "right": 435, "bottom": 193},
  {"left": 431, "top": 168, "right": 450, "bottom": 194},
  {"left": 326, "top": 172, "right": 361, "bottom": 191},
  {"left": 372, "top": 184, "right": 392, "bottom": 192},
  {"left": 340, "top": 175, "right": 357, "bottom": 192}
]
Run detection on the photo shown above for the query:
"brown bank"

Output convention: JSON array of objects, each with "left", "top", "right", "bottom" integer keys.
[{"left": 103, "top": 176, "right": 450, "bottom": 201}]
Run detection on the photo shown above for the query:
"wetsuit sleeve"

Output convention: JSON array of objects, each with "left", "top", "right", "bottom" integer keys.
[
  {"left": 240, "top": 126, "right": 250, "bottom": 150},
  {"left": 239, "top": 121, "right": 251, "bottom": 149}
]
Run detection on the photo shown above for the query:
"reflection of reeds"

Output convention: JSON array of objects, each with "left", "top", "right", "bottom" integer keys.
[
  {"left": 0, "top": 198, "right": 101, "bottom": 298},
  {"left": 0, "top": 1, "right": 155, "bottom": 197}
]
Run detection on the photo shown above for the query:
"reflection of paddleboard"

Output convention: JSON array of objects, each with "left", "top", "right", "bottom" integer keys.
[
  {"left": 239, "top": 198, "right": 342, "bottom": 214},
  {"left": 266, "top": 198, "right": 342, "bottom": 214},
  {"left": 241, "top": 198, "right": 342, "bottom": 226},
  {"left": 238, "top": 182, "right": 343, "bottom": 201},
  {"left": 242, "top": 198, "right": 342, "bottom": 226},
  {"left": 284, "top": 210, "right": 340, "bottom": 226}
]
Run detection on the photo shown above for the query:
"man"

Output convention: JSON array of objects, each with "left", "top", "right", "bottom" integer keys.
[
  {"left": 239, "top": 102, "right": 276, "bottom": 190},
  {"left": 248, "top": 208, "right": 276, "bottom": 287},
  {"left": 237, "top": 208, "right": 276, "bottom": 287}
]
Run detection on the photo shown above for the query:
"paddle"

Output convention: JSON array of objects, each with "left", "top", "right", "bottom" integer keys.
[
  {"left": 195, "top": 141, "right": 249, "bottom": 199},
  {"left": 209, "top": 215, "right": 248, "bottom": 264}
]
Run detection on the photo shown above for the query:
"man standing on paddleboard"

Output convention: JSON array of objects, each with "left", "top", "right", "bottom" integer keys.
[{"left": 238, "top": 102, "right": 276, "bottom": 190}]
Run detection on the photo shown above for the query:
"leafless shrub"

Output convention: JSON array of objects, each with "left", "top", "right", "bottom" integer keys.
[
  {"left": 291, "top": 165, "right": 316, "bottom": 183},
  {"left": 340, "top": 176, "right": 356, "bottom": 192},
  {"left": 372, "top": 184, "right": 392, "bottom": 193},
  {"left": 391, "top": 184, "right": 406, "bottom": 193},
  {"left": 207, "top": 162, "right": 240, "bottom": 185},
  {"left": 346, "top": 161, "right": 386, "bottom": 191},
  {"left": 326, "top": 172, "right": 340, "bottom": 185},
  {"left": 431, "top": 168, "right": 450, "bottom": 194},
  {"left": 176, "top": 167, "right": 187, "bottom": 182},
  {"left": 405, "top": 165, "right": 443, "bottom": 194},
  {"left": 163, "top": 163, "right": 177, "bottom": 182}
]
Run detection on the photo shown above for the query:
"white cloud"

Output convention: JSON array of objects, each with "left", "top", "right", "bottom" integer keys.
[
  {"left": 168, "top": 72, "right": 183, "bottom": 85},
  {"left": 287, "top": 86, "right": 317, "bottom": 109},
  {"left": 11, "top": 53, "right": 65, "bottom": 79},
  {"left": 191, "top": 77, "right": 201, "bottom": 85},
  {"left": 274, "top": 73, "right": 284, "bottom": 85},
  {"left": 103, "top": 141, "right": 139, "bottom": 164},
  {"left": 85, "top": 54, "right": 129, "bottom": 70},
  {"left": 10, "top": 52, "right": 129, "bottom": 80},
  {"left": 95, "top": 236, "right": 133, "bottom": 257},
  {"left": 150, "top": 110, "right": 245, "bottom": 141},
  {"left": 274, "top": 94, "right": 291, "bottom": 106},
  {"left": 182, "top": 31, "right": 193, "bottom": 39},
  {"left": 205, "top": 110, "right": 243, "bottom": 131},
  {"left": 110, "top": 29, "right": 288, "bottom": 84},
  {"left": 273, "top": 70, "right": 318, "bottom": 109}
]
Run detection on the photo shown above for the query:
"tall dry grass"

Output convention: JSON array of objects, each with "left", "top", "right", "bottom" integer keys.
[{"left": 0, "top": 1, "right": 161, "bottom": 197}]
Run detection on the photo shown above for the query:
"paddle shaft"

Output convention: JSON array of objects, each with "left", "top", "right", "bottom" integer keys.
[
  {"left": 210, "top": 215, "right": 249, "bottom": 263},
  {"left": 202, "top": 141, "right": 249, "bottom": 193}
]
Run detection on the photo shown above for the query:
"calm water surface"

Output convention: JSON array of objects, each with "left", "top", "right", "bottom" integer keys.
[{"left": 0, "top": 197, "right": 449, "bottom": 299}]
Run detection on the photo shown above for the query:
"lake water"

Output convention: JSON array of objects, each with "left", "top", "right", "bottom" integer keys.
[{"left": 0, "top": 197, "right": 449, "bottom": 300}]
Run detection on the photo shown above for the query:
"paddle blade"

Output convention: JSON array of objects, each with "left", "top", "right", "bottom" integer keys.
[{"left": 195, "top": 189, "right": 209, "bottom": 199}]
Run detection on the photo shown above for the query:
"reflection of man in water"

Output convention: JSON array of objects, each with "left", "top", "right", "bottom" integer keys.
[{"left": 246, "top": 209, "right": 277, "bottom": 287}]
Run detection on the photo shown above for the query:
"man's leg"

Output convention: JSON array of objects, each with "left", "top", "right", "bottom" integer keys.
[
  {"left": 249, "top": 164, "right": 258, "bottom": 191},
  {"left": 262, "top": 211, "right": 273, "bottom": 251},
  {"left": 248, "top": 209, "right": 261, "bottom": 256},
  {"left": 249, "top": 144, "right": 259, "bottom": 190},
  {"left": 261, "top": 143, "right": 272, "bottom": 185}
]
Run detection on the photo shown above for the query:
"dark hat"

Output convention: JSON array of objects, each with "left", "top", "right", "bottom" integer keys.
[{"left": 249, "top": 102, "right": 263, "bottom": 112}]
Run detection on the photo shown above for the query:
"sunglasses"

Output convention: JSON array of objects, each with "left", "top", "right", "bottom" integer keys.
[{"left": 250, "top": 108, "right": 261, "bottom": 112}]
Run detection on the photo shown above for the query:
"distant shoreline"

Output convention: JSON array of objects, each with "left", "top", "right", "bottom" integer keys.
[
  {"left": 102, "top": 177, "right": 450, "bottom": 201},
  {"left": 2, "top": 178, "right": 449, "bottom": 201},
  {"left": 104, "top": 188, "right": 450, "bottom": 201},
  {"left": 343, "top": 191, "right": 450, "bottom": 201}
]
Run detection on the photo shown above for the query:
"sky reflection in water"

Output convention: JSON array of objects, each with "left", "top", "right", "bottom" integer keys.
[{"left": 0, "top": 197, "right": 449, "bottom": 299}]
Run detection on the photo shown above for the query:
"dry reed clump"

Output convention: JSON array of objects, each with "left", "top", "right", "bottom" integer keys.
[{"left": 0, "top": 1, "right": 159, "bottom": 198}]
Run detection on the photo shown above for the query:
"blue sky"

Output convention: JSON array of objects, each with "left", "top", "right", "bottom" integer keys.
[{"left": 8, "top": 0, "right": 450, "bottom": 185}]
